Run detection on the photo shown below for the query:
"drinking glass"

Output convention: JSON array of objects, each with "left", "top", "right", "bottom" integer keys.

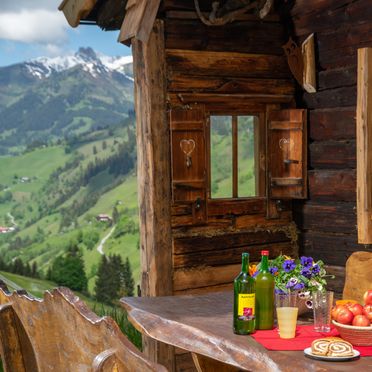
[
  {"left": 312, "top": 290, "right": 334, "bottom": 332},
  {"left": 275, "top": 292, "right": 299, "bottom": 339}
]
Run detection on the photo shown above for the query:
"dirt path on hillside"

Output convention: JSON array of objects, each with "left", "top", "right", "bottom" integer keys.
[
  {"left": 7, "top": 212, "right": 17, "bottom": 227},
  {"left": 97, "top": 225, "right": 116, "bottom": 255}
]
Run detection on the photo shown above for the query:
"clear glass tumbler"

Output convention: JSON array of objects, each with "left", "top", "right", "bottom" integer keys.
[
  {"left": 275, "top": 292, "right": 299, "bottom": 339},
  {"left": 312, "top": 290, "right": 334, "bottom": 332}
]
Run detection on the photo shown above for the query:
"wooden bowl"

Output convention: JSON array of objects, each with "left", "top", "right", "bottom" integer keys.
[{"left": 332, "top": 320, "right": 372, "bottom": 346}]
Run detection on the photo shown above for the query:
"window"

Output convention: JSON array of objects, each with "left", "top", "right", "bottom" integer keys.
[{"left": 209, "top": 114, "right": 263, "bottom": 199}]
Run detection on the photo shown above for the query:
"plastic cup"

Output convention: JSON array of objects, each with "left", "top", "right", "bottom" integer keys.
[
  {"left": 275, "top": 292, "right": 299, "bottom": 339},
  {"left": 312, "top": 290, "right": 334, "bottom": 332}
]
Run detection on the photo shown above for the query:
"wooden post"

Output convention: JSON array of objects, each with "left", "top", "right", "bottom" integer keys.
[
  {"left": 357, "top": 48, "right": 372, "bottom": 244},
  {"left": 132, "top": 20, "right": 175, "bottom": 370}
]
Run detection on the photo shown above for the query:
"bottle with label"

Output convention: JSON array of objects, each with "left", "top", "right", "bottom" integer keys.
[
  {"left": 233, "top": 252, "right": 255, "bottom": 334},
  {"left": 255, "top": 250, "right": 275, "bottom": 330}
]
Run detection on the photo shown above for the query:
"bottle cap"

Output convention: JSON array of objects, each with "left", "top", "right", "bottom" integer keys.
[{"left": 261, "top": 250, "right": 269, "bottom": 256}]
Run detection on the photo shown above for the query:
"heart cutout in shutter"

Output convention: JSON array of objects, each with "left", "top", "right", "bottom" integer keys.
[{"left": 180, "top": 139, "right": 196, "bottom": 156}]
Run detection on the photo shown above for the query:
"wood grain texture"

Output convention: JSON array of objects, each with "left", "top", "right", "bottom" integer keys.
[
  {"left": 308, "top": 170, "right": 356, "bottom": 202},
  {"left": 356, "top": 48, "right": 372, "bottom": 243},
  {"left": 166, "top": 49, "right": 291, "bottom": 79},
  {"left": 132, "top": 20, "right": 174, "bottom": 370},
  {"left": 0, "top": 286, "right": 166, "bottom": 372},
  {"left": 309, "top": 140, "right": 356, "bottom": 169},
  {"left": 121, "top": 291, "right": 372, "bottom": 371}
]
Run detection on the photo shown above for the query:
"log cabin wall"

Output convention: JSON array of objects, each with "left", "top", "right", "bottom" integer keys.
[
  {"left": 290, "top": 0, "right": 372, "bottom": 292},
  {"left": 160, "top": 1, "right": 298, "bottom": 297}
]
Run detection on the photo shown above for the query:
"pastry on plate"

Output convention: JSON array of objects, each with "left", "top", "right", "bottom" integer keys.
[{"left": 311, "top": 337, "right": 354, "bottom": 357}]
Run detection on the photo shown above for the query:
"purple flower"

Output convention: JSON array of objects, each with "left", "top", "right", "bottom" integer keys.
[
  {"left": 301, "top": 268, "right": 312, "bottom": 278},
  {"left": 282, "top": 260, "right": 296, "bottom": 272},
  {"left": 294, "top": 282, "right": 305, "bottom": 290},
  {"left": 275, "top": 288, "right": 286, "bottom": 294},
  {"left": 300, "top": 256, "right": 313, "bottom": 268},
  {"left": 269, "top": 266, "right": 278, "bottom": 275},
  {"left": 286, "top": 278, "right": 298, "bottom": 288},
  {"left": 312, "top": 264, "right": 320, "bottom": 275}
]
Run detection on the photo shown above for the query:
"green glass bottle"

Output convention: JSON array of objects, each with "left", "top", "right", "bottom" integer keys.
[
  {"left": 255, "top": 250, "right": 275, "bottom": 330},
  {"left": 233, "top": 252, "right": 255, "bottom": 334}
]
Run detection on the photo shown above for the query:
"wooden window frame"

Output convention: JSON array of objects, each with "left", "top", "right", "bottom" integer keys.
[{"left": 206, "top": 110, "right": 266, "bottom": 202}]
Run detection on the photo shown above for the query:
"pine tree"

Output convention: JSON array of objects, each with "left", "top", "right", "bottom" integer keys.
[
  {"left": 50, "top": 242, "right": 88, "bottom": 292},
  {"left": 31, "top": 262, "right": 39, "bottom": 278},
  {"left": 112, "top": 206, "right": 119, "bottom": 224},
  {"left": 12, "top": 258, "right": 25, "bottom": 275},
  {"left": 24, "top": 263, "right": 32, "bottom": 277},
  {"left": 94, "top": 255, "right": 117, "bottom": 304},
  {"left": 123, "top": 257, "right": 135, "bottom": 297}
]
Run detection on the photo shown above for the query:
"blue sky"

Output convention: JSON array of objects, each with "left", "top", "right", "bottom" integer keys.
[{"left": 0, "top": 0, "right": 131, "bottom": 66}]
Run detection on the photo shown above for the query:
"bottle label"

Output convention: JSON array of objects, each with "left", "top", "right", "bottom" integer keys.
[{"left": 238, "top": 294, "right": 255, "bottom": 320}]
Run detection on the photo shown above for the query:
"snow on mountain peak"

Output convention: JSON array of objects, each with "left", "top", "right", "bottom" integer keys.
[{"left": 24, "top": 47, "right": 133, "bottom": 79}]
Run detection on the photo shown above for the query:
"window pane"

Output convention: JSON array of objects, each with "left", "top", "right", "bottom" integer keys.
[
  {"left": 238, "top": 116, "right": 257, "bottom": 197},
  {"left": 210, "top": 116, "right": 232, "bottom": 198}
]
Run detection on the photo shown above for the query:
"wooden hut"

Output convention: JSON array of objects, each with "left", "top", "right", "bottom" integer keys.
[{"left": 59, "top": 0, "right": 372, "bottom": 370}]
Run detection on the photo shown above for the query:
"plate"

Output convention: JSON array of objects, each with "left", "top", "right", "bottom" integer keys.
[{"left": 304, "top": 347, "right": 360, "bottom": 362}]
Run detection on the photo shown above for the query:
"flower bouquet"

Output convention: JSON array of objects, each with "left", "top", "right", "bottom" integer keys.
[{"left": 250, "top": 255, "right": 332, "bottom": 312}]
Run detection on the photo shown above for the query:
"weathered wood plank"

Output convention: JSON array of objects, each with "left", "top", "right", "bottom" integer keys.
[
  {"left": 166, "top": 49, "right": 291, "bottom": 79},
  {"left": 293, "top": 201, "right": 357, "bottom": 234},
  {"left": 302, "top": 86, "right": 356, "bottom": 109},
  {"left": 308, "top": 170, "right": 356, "bottom": 202},
  {"left": 356, "top": 47, "right": 372, "bottom": 243},
  {"left": 292, "top": 0, "right": 372, "bottom": 36},
  {"left": 318, "top": 66, "right": 357, "bottom": 91},
  {"left": 168, "top": 74, "right": 295, "bottom": 96},
  {"left": 299, "top": 230, "right": 369, "bottom": 266},
  {"left": 132, "top": 20, "right": 174, "bottom": 370},
  {"left": 309, "top": 140, "right": 356, "bottom": 169},
  {"left": 309, "top": 108, "right": 356, "bottom": 141},
  {"left": 174, "top": 229, "right": 291, "bottom": 255},
  {"left": 174, "top": 240, "right": 294, "bottom": 269},
  {"left": 207, "top": 199, "right": 265, "bottom": 216},
  {"left": 165, "top": 18, "right": 286, "bottom": 54}
]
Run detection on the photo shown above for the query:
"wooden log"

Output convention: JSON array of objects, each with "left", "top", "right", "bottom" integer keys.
[
  {"left": 174, "top": 229, "right": 291, "bottom": 255},
  {"left": 167, "top": 74, "right": 295, "bottom": 96},
  {"left": 164, "top": 18, "right": 286, "bottom": 54},
  {"left": 356, "top": 47, "right": 372, "bottom": 243},
  {"left": 175, "top": 352, "right": 197, "bottom": 372},
  {"left": 173, "top": 240, "right": 295, "bottom": 269},
  {"left": 302, "top": 86, "right": 356, "bottom": 109},
  {"left": 293, "top": 201, "right": 357, "bottom": 234},
  {"left": 207, "top": 199, "right": 265, "bottom": 216},
  {"left": 309, "top": 108, "right": 356, "bottom": 141},
  {"left": 166, "top": 49, "right": 291, "bottom": 79},
  {"left": 308, "top": 170, "right": 356, "bottom": 202},
  {"left": 292, "top": 0, "right": 372, "bottom": 36},
  {"left": 324, "top": 265, "right": 345, "bottom": 297},
  {"left": 318, "top": 66, "right": 357, "bottom": 91},
  {"left": 309, "top": 140, "right": 356, "bottom": 169},
  {"left": 299, "top": 230, "right": 364, "bottom": 267},
  {"left": 132, "top": 20, "right": 174, "bottom": 371},
  {"left": 174, "top": 243, "right": 296, "bottom": 290}
]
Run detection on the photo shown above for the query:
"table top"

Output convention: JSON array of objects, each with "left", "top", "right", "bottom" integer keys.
[{"left": 120, "top": 291, "right": 372, "bottom": 372}]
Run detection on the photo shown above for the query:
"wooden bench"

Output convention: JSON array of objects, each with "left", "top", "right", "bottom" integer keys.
[{"left": 0, "top": 282, "right": 167, "bottom": 372}]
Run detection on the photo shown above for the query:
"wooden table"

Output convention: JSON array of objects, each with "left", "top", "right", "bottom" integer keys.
[{"left": 121, "top": 291, "right": 372, "bottom": 371}]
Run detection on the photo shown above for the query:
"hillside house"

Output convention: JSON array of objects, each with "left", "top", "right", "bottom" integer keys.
[
  {"left": 59, "top": 0, "right": 372, "bottom": 370},
  {"left": 95, "top": 214, "right": 113, "bottom": 223}
]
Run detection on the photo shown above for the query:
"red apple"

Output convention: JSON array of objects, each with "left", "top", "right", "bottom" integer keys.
[
  {"left": 331, "top": 305, "right": 344, "bottom": 320},
  {"left": 352, "top": 314, "right": 371, "bottom": 327},
  {"left": 336, "top": 307, "right": 354, "bottom": 325},
  {"left": 348, "top": 303, "right": 364, "bottom": 317},
  {"left": 363, "top": 304, "right": 372, "bottom": 321},
  {"left": 363, "top": 290, "right": 372, "bottom": 306}
]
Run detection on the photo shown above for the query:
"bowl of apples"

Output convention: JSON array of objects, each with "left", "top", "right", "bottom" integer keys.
[{"left": 332, "top": 290, "right": 372, "bottom": 346}]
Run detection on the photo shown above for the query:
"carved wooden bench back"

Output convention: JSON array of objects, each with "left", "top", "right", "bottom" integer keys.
[{"left": 0, "top": 283, "right": 167, "bottom": 372}]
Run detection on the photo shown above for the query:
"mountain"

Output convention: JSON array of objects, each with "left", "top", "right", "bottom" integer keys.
[{"left": 0, "top": 48, "right": 134, "bottom": 155}]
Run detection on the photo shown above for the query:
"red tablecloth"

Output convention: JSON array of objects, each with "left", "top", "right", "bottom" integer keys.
[{"left": 251, "top": 325, "right": 372, "bottom": 357}]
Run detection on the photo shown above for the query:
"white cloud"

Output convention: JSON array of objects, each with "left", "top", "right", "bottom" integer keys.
[
  {"left": 1, "top": 0, "right": 61, "bottom": 12},
  {"left": 0, "top": 9, "right": 68, "bottom": 44}
]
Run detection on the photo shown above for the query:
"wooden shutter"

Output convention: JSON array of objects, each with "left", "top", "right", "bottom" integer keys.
[
  {"left": 268, "top": 109, "right": 307, "bottom": 199},
  {"left": 170, "top": 104, "right": 207, "bottom": 224}
]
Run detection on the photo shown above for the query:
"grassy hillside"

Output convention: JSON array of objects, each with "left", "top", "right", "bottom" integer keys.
[{"left": 0, "top": 125, "right": 140, "bottom": 296}]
